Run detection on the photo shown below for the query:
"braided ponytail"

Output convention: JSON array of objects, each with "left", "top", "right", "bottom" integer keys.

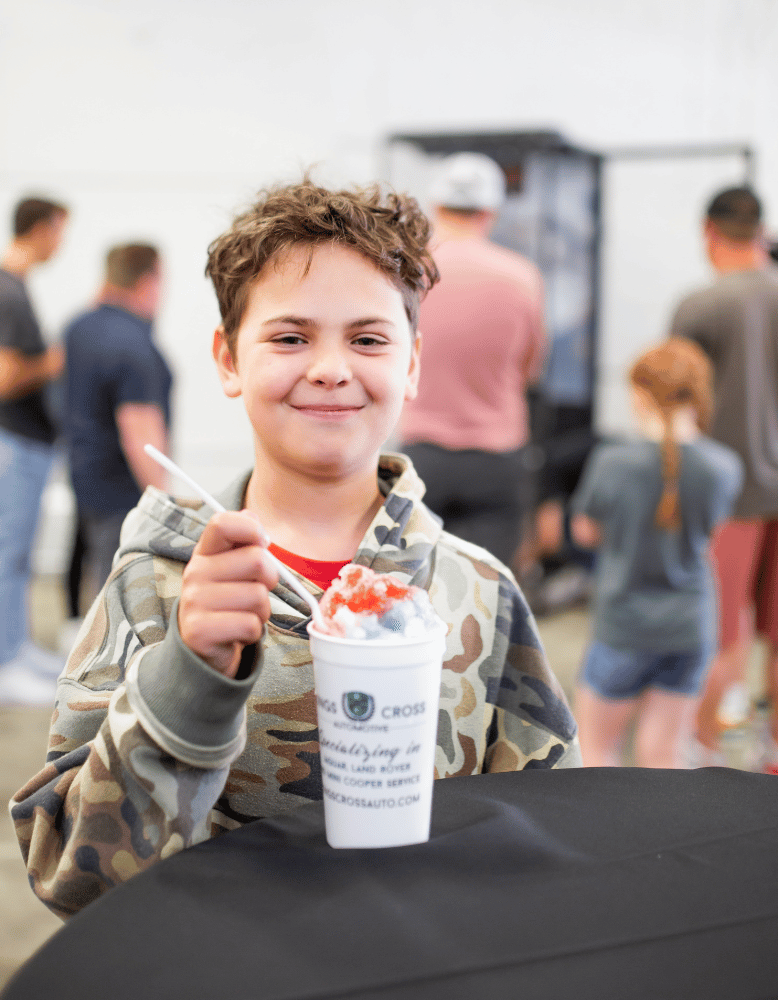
[
  {"left": 655, "top": 410, "right": 682, "bottom": 530},
  {"left": 629, "top": 338, "right": 714, "bottom": 533}
]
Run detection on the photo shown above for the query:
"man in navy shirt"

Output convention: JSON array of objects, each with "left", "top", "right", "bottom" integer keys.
[{"left": 64, "top": 243, "right": 173, "bottom": 611}]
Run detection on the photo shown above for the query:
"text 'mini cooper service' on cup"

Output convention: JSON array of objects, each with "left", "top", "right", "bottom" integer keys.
[{"left": 308, "top": 565, "right": 446, "bottom": 849}]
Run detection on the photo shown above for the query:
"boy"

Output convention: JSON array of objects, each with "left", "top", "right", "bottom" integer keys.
[{"left": 11, "top": 180, "right": 580, "bottom": 919}]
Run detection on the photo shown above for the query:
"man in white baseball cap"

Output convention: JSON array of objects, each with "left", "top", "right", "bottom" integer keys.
[
  {"left": 399, "top": 152, "right": 546, "bottom": 568},
  {"left": 427, "top": 152, "right": 507, "bottom": 212}
]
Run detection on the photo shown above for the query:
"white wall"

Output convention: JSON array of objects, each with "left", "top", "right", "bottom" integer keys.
[{"left": 2, "top": 0, "right": 777, "bottom": 568}]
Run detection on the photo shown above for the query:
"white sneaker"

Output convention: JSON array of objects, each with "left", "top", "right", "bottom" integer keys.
[
  {"left": 17, "top": 640, "right": 66, "bottom": 680},
  {"left": 716, "top": 683, "right": 751, "bottom": 729},
  {"left": 681, "top": 735, "right": 729, "bottom": 769},
  {"left": 537, "top": 566, "right": 593, "bottom": 613},
  {"left": 0, "top": 659, "right": 58, "bottom": 706}
]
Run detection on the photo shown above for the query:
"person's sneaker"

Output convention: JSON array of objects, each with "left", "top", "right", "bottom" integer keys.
[
  {"left": 716, "top": 682, "right": 751, "bottom": 729},
  {"left": 17, "top": 640, "right": 66, "bottom": 680},
  {"left": 0, "top": 659, "right": 58, "bottom": 706},
  {"left": 535, "top": 565, "right": 593, "bottom": 615},
  {"left": 681, "top": 734, "right": 729, "bottom": 768}
]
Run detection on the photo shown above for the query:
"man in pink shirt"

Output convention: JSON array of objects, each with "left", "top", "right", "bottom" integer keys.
[{"left": 399, "top": 152, "right": 546, "bottom": 566}]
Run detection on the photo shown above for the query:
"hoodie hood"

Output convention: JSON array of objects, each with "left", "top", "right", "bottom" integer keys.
[{"left": 117, "top": 453, "right": 444, "bottom": 625}]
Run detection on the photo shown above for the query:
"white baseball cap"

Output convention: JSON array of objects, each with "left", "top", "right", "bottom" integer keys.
[{"left": 429, "top": 152, "right": 507, "bottom": 211}]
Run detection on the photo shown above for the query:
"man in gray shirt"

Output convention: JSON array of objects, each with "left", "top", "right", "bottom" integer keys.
[
  {"left": 671, "top": 186, "right": 778, "bottom": 769},
  {"left": 0, "top": 196, "right": 68, "bottom": 704}
]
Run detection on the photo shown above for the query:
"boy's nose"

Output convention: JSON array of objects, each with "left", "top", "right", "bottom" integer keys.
[{"left": 307, "top": 346, "right": 352, "bottom": 386}]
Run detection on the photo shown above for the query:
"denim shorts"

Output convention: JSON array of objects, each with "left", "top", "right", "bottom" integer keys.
[{"left": 580, "top": 639, "right": 712, "bottom": 700}]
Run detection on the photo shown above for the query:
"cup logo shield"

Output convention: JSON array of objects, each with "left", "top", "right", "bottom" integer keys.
[{"left": 342, "top": 691, "right": 375, "bottom": 722}]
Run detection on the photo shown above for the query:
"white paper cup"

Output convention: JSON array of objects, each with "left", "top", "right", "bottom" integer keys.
[{"left": 308, "top": 621, "right": 446, "bottom": 849}]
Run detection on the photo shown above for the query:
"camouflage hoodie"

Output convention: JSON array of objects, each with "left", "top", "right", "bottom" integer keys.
[{"left": 11, "top": 454, "right": 580, "bottom": 919}]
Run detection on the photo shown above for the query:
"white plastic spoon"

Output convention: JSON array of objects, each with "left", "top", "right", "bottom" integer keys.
[{"left": 143, "top": 444, "right": 327, "bottom": 632}]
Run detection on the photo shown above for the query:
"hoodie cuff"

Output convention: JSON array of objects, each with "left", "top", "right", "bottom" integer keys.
[{"left": 125, "top": 599, "right": 260, "bottom": 769}]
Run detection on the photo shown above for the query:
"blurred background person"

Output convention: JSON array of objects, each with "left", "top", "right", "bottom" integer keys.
[
  {"left": 64, "top": 516, "right": 87, "bottom": 632},
  {"left": 0, "top": 196, "right": 69, "bottom": 705},
  {"left": 670, "top": 186, "right": 778, "bottom": 770},
  {"left": 398, "top": 153, "right": 545, "bottom": 567},
  {"left": 61, "top": 243, "right": 172, "bottom": 641},
  {"left": 571, "top": 339, "right": 742, "bottom": 768},
  {"left": 518, "top": 427, "right": 599, "bottom": 616}
]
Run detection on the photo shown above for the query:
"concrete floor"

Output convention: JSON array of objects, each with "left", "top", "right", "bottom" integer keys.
[
  {"left": 1, "top": 577, "right": 69, "bottom": 990},
  {"left": 0, "top": 576, "right": 766, "bottom": 988}
]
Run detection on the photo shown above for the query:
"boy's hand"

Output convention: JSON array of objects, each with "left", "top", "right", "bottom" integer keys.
[{"left": 178, "top": 511, "right": 278, "bottom": 678}]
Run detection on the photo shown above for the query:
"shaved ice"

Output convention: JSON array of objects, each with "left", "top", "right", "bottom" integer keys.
[{"left": 317, "top": 565, "right": 440, "bottom": 640}]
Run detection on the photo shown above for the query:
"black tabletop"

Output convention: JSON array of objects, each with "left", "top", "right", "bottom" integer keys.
[{"left": 5, "top": 767, "right": 778, "bottom": 1000}]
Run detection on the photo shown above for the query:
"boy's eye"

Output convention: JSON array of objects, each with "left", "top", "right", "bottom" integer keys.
[
  {"left": 273, "top": 333, "right": 306, "bottom": 345},
  {"left": 352, "top": 334, "right": 385, "bottom": 347}
]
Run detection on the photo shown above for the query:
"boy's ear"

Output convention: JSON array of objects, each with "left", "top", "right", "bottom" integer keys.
[
  {"left": 213, "top": 326, "right": 242, "bottom": 398},
  {"left": 404, "top": 330, "right": 422, "bottom": 402}
]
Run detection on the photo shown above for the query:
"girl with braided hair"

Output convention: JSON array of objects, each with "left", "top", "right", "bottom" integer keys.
[{"left": 569, "top": 338, "right": 743, "bottom": 768}]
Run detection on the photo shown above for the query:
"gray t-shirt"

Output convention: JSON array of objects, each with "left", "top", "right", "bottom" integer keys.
[
  {"left": 571, "top": 437, "right": 743, "bottom": 652},
  {"left": 671, "top": 266, "right": 778, "bottom": 518},
  {"left": 0, "top": 268, "right": 56, "bottom": 443}
]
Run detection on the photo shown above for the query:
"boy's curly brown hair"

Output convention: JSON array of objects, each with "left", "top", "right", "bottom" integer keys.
[{"left": 205, "top": 179, "right": 440, "bottom": 351}]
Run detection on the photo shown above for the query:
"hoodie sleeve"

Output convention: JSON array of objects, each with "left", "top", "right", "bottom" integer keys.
[
  {"left": 483, "top": 574, "right": 582, "bottom": 772},
  {"left": 9, "top": 551, "right": 259, "bottom": 920},
  {"left": 431, "top": 535, "right": 581, "bottom": 776}
]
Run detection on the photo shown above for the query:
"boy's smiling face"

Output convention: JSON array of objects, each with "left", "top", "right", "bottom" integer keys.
[{"left": 214, "top": 242, "right": 421, "bottom": 482}]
